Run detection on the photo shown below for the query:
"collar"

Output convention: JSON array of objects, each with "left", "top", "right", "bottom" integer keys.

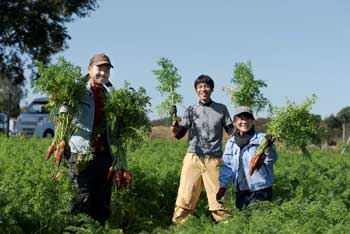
[
  {"left": 229, "top": 130, "right": 260, "bottom": 145},
  {"left": 199, "top": 99, "right": 213, "bottom": 106},
  {"left": 87, "top": 82, "right": 107, "bottom": 96}
]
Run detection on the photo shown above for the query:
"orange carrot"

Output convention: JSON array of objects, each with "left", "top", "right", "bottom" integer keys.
[
  {"left": 46, "top": 144, "right": 56, "bottom": 160},
  {"left": 54, "top": 140, "right": 65, "bottom": 167},
  {"left": 115, "top": 170, "right": 124, "bottom": 190},
  {"left": 123, "top": 171, "right": 132, "bottom": 189}
]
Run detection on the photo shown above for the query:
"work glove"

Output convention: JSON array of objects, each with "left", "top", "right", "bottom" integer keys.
[
  {"left": 59, "top": 105, "right": 69, "bottom": 113},
  {"left": 216, "top": 187, "right": 226, "bottom": 202},
  {"left": 265, "top": 134, "right": 275, "bottom": 147}
]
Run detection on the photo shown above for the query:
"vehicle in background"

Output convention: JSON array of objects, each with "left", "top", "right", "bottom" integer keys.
[{"left": 15, "top": 97, "right": 55, "bottom": 137}]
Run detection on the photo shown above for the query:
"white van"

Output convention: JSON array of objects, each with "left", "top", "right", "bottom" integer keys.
[{"left": 15, "top": 97, "right": 55, "bottom": 137}]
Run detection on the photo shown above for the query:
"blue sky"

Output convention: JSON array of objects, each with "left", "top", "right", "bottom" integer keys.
[{"left": 26, "top": 0, "right": 350, "bottom": 120}]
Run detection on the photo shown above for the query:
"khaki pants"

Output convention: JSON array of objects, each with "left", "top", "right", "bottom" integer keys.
[{"left": 172, "top": 153, "right": 231, "bottom": 224}]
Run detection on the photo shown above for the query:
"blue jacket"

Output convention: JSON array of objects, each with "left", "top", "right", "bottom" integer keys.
[
  {"left": 219, "top": 132, "right": 278, "bottom": 192},
  {"left": 68, "top": 84, "right": 113, "bottom": 157}
]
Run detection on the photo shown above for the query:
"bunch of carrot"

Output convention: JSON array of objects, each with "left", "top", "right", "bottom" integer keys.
[
  {"left": 249, "top": 95, "right": 320, "bottom": 175},
  {"left": 45, "top": 111, "right": 73, "bottom": 179},
  {"left": 34, "top": 57, "right": 87, "bottom": 180},
  {"left": 105, "top": 82, "right": 151, "bottom": 191},
  {"left": 106, "top": 167, "right": 132, "bottom": 190}
]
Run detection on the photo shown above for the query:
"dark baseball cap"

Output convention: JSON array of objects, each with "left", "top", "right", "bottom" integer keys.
[
  {"left": 89, "top": 53, "right": 114, "bottom": 68},
  {"left": 234, "top": 106, "right": 254, "bottom": 119}
]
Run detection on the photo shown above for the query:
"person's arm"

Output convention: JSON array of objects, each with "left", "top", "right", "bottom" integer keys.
[
  {"left": 171, "top": 125, "right": 188, "bottom": 139},
  {"left": 224, "top": 124, "right": 234, "bottom": 135},
  {"left": 219, "top": 140, "right": 235, "bottom": 189},
  {"left": 170, "top": 107, "right": 191, "bottom": 139},
  {"left": 249, "top": 134, "right": 277, "bottom": 175},
  {"left": 217, "top": 140, "right": 235, "bottom": 201},
  {"left": 222, "top": 105, "right": 234, "bottom": 135}
]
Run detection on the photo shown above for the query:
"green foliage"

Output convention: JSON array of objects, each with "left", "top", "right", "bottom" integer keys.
[
  {"left": 3, "top": 136, "right": 350, "bottom": 233},
  {"left": 324, "top": 114, "right": 342, "bottom": 129},
  {"left": 336, "top": 106, "right": 350, "bottom": 142},
  {"left": 64, "top": 214, "right": 123, "bottom": 234},
  {"left": 0, "top": 0, "right": 98, "bottom": 114},
  {"left": 267, "top": 95, "right": 321, "bottom": 156},
  {"left": 109, "top": 140, "right": 187, "bottom": 233},
  {"left": 34, "top": 57, "right": 88, "bottom": 173},
  {"left": 153, "top": 57, "right": 183, "bottom": 120},
  {"left": 106, "top": 81, "right": 151, "bottom": 169},
  {"left": 0, "top": 136, "right": 74, "bottom": 234},
  {"left": 227, "top": 61, "right": 270, "bottom": 113},
  {"left": 336, "top": 106, "right": 350, "bottom": 124},
  {"left": 155, "top": 150, "right": 350, "bottom": 234},
  {"left": 34, "top": 56, "right": 87, "bottom": 115}
]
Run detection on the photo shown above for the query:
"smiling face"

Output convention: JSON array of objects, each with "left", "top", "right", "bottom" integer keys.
[
  {"left": 88, "top": 64, "right": 111, "bottom": 87},
  {"left": 234, "top": 114, "right": 254, "bottom": 135},
  {"left": 196, "top": 82, "right": 213, "bottom": 103}
]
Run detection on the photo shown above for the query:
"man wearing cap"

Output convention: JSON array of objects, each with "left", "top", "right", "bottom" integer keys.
[
  {"left": 171, "top": 74, "right": 234, "bottom": 224},
  {"left": 66, "top": 53, "right": 114, "bottom": 225},
  {"left": 216, "top": 106, "right": 278, "bottom": 210}
]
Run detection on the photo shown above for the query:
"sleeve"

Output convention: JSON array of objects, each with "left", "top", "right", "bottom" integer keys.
[
  {"left": 222, "top": 105, "right": 233, "bottom": 135},
  {"left": 219, "top": 140, "right": 235, "bottom": 188},
  {"left": 175, "top": 107, "right": 192, "bottom": 139},
  {"left": 224, "top": 124, "right": 234, "bottom": 135},
  {"left": 175, "top": 126, "right": 188, "bottom": 139},
  {"left": 180, "top": 106, "right": 192, "bottom": 129}
]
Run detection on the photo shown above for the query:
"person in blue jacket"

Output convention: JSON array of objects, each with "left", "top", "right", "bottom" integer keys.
[{"left": 216, "top": 106, "right": 278, "bottom": 210}]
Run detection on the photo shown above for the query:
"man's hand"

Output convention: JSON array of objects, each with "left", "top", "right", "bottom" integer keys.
[
  {"left": 170, "top": 105, "right": 177, "bottom": 123},
  {"left": 170, "top": 122, "right": 179, "bottom": 138},
  {"left": 216, "top": 187, "right": 226, "bottom": 202}
]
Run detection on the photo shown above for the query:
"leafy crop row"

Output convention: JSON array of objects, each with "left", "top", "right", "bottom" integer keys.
[{"left": 1, "top": 136, "right": 350, "bottom": 233}]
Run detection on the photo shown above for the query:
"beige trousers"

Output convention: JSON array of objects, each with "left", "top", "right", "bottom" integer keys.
[{"left": 172, "top": 152, "right": 231, "bottom": 224}]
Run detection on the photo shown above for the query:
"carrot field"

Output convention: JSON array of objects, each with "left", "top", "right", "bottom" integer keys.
[{"left": 1, "top": 135, "right": 350, "bottom": 234}]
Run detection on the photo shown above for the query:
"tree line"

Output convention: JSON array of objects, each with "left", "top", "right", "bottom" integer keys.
[{"left": 0, "top": 0, "right": 99, "bottom": 116}]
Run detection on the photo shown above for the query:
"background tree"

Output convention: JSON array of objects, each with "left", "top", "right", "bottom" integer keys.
[
  {"left": 336, "top": 106, "right": 350, "bottom": 142},
  {"left": 322, "top": 114, "right": 342, "bottom": 144},
  {"left": 324, "top": 114, "right": 342, "bottom": 129},
  {"left": 224, "top": 61, "right": 271, "bottom": 114},
  {"left": 0, "top": 0, "right": 99, "bottom": 116},
  {"left": 0, "top": 73, "right": 22, "bottom": 116}
]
